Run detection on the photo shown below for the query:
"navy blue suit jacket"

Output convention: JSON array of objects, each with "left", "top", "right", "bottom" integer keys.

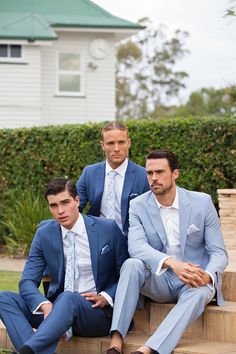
[
  {"left": 19, "top": 216, "right": 129, "bottom": 313},
  {"left": 76, "top": 160, "right": 149, "bottom": 237}
]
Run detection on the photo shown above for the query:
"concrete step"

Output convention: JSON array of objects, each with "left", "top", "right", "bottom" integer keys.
[
  {"left": 59, "top": 334, "right": 236, "bottom": 354},
  {"left": 223, "top": 252, "right": 236, "bottom": 301},
  {"left": 1, "top": 321, "right": 236, "bottom": 354},
  {"left": 149, "top": 301, "right": 236, "bottom": 343}
]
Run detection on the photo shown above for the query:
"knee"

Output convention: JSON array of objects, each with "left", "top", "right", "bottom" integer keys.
[
  {"left": 56, "top": 291, "right": 76, "bottom": 305},
  {"left": 120, "top": 258, "right": 145, "bottom": 275},
  {"left": 185, "top": 287, "right": 211, "bottom": 309},
  {"left": 0, "top": 291, "right": 13, "bottom": 304},
  {"left": 0, "top": 291, "right": 15, "bottom": 313}
]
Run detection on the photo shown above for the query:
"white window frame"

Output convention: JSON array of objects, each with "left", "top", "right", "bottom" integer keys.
[
  {"left": 56, "top": 51, "right": 85, "bottom": 97},
  {"left": 0, "top": 44, "right": 24, "bottom": 63}
]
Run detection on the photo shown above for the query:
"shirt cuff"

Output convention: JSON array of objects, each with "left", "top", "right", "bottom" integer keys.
[
  {"left": 205, "top": 271, "right": 215, "bottom": 291},
  {"left": 33, "top": 300, "right": 51, "bottom": 314},
  {"left": 99, "top": 291, "right": 113, "bottom": 308},
  {"left": 155, "top": 256, "right": 171, "bottom": 276}
]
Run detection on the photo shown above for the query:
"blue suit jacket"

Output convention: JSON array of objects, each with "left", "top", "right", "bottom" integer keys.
[
  {"left": 19, "top": 216, "right": 129, "bottom": 313},
  {"left": 128, "top": 187, "right": 228, "bottom": 305},
  {"left": 76, "top": 160, "right": 149, "bottom": 236}
]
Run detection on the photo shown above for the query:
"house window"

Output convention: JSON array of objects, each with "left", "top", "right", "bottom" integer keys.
[
  {"left": 0, "top": 44, "right": 22, "bottom": 58},
  {"left": 57, "top": 53, "right": 82, "bottom": 95}
]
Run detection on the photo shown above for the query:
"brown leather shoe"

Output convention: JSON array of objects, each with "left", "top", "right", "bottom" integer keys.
[{"left": 104, "top": 347, "right": 123, "bottom": 354}]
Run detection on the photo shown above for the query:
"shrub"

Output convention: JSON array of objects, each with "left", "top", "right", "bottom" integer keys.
[
  {"left": 0, "top": 116, "right": 235, "bottom": 249},
  {"left": 0, "top": 190, "right": 50, "bottom": 256}
]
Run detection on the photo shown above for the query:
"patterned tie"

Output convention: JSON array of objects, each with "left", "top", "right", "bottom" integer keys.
[
  {"left": 106, "top": 170, "right": 118, "bottom": 220},
  {"left": 64, "top": 230, "right": 79, "bottom": 340}
]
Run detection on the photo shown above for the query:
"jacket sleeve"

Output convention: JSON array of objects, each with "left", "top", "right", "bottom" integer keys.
[
  {"left": 128, "top": 201, "right": 167, "bottom": 274},
  {"left": 204, "top": 195, "right": 228, "bottom": 280},
  {"left": 77, "top": 167, "right": 89, "bottom": 212},
  {"left": 19, "top": 229, "right": 48, "bottom": 312},
  {"left": 103, "top": 222, "right": 129, "bottom": 300}
]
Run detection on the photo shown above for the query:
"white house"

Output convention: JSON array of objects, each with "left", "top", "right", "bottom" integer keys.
[{"left": 0, "top": 0, "right": 142, "bottom": 128}]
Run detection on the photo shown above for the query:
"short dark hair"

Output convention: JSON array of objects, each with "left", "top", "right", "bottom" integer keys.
[
  {"left": 146, "top": 150, "right": 179, "bottom": 172},
  {"left": 101, "top": 121, "right": 129, "bottom": 140},
  {"left": 44, "top": 177, "right": 77, "bottom": 200}
]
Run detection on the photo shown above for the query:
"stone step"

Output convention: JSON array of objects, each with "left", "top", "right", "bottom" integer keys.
[
  {"left": 59, "top": 335, "right": 236, "bottom": 354},
  {"left": 2, "top": 322, "right": 236, "bottom": 354},
  {"left": 149, "top": 301, "right": 236, "bottom": 343},
  {"left": 222, "top": 270, "right": 236, "bottom": 302}
]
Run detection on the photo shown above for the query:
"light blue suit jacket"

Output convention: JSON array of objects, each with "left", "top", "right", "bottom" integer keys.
[
  {"left": 128, "top": 187, "right": 228, "bottom": 305},
  {"left": 77, "top": 160, "right": 149, "bottom": 237},
  {"left": 19, "top": 216, "right": 129, "bottom": 313}
]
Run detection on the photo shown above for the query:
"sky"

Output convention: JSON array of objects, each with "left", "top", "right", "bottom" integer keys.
[{"left": 94, "top": 0, "right": 236, "bottom": 103}]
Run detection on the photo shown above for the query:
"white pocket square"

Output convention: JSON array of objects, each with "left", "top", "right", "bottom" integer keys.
[
  {"left": 101, "top": 244, "right": 110, "bottom": 255},
  {"left": 187, "top": 224, "right": 200, "bottom": 235}
]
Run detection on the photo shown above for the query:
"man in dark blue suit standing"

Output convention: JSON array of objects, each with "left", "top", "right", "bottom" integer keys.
[
  {"left": 0, "top": 177, "right": 129, "bottom": 354},
  {"left": 77, "top": 122, "right": 149, "bottom": 237}
]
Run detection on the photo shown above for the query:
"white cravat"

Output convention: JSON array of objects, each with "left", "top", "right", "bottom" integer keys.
[
  {"left": 63, "top": 229, "right": 78, "bottom": 340},
  {"left": 61, "top": 215, "right": 113, "bottom": 304},
  {"left": 100, "top": 159, "right": 128, "bottom": 232},
  {"left": 106, "top": 170, "right": 118, "bottom": 219}
]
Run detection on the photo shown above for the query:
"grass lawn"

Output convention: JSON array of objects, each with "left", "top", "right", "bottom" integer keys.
[
  {"left": 0, "top": 270, "right": 43, "bottom": 293},
  {"left": 0, "top": 270, "right": 21, "bottom": 292}
]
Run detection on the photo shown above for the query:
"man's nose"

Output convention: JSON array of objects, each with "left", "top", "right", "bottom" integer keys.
[
  {"left": 152, "top": 172, "right": 158, "bottom": 181},
  {"left": 114, "top": 143, "right": 120, "bottom": 151},
  {"left": 58, "top": 205, "right": 64, "bottom": 214}
]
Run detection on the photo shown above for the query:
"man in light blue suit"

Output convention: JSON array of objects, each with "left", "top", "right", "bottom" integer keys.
[
  {"left": 0, "top": 177, "right": 128, "bottom": 354},
  {"left": 77, "top": 122, "right": 149, "bottom": 237},
  {"left": 105, "top": 150, "right": 228, "bottom": 354}
]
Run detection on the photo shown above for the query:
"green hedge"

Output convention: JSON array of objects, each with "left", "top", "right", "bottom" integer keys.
[{"left": 0, "top": 116, "right": 235, "bottom": 208}]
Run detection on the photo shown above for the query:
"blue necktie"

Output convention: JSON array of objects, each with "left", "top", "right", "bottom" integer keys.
[
  {"left": 106, "top": 170, "right": 118, "bottom": 220},
  {"left": 64, "top": 230, "right": 79, "bottom": 340}
]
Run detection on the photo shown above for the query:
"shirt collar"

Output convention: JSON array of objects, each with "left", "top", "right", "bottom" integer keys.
[
  {"left": 105, "top": 158, "right": 128, "bottom": 177},
  {"left": 155, "top": 188, "right": 179, "bottom": 210},
  {"left": 61, "top": 214, "right": 85, "bottom": 239}
]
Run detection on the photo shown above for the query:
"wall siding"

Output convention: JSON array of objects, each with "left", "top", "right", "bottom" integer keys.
[
  {"left": 41, "top": 32, "right": 116, "bottom": 125},
  {"left": 0, "top": 45, "right": 42, "bottom": 128}
]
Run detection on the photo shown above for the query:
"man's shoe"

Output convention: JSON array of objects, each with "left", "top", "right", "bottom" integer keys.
[{"left": 104, "top": 347, "right": 123, "bottom": 354}]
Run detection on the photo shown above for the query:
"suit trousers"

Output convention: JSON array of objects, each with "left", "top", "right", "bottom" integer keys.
[
  {"left": 0, "top": 291, "right": 112, "bottom": 354},
  {"left": 110, "top": 258, "right": 215, "bottom": 354}
]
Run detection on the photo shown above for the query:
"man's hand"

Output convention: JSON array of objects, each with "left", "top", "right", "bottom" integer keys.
[
  {"left": 164, "top": 258, "right": 211, "bottom": 288},
  {"left": 81, "top": 292, "right": 108, "bottom": 308},
  {"left": 39, "top": 303, "right": 53, "bottom": 319}
]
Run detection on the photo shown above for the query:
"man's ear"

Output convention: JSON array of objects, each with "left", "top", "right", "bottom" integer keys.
[
  {"left": 128, "top": 137, "right": 131, "bottom": 148},
  {"left": 75, "top": 195, "right": 79, "bottom": 205},
  {"left": 173, "top": 169, "right": 179, "bottom": 181},
  {"left": 100, "top": 140, "right": 105, "bottom": 151}
]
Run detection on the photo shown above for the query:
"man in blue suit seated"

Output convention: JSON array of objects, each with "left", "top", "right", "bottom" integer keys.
[
  {"left": 105, "top": 150, "right": 228, "bottom": 354},
  {"left": 0, "top": 177, "right": 129, "bottom": 354},
  {"left": 76, "top": 121, "right": 149, "bottom": 238}
]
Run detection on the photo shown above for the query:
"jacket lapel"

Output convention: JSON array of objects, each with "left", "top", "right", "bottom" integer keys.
[
  {"left": 121, "top": 160, "right": 135, "bottom": 226},
  {"left": 178, "top": 187, "right": 191, "bottom": 256},
  {"left": 95, "top": 162, "right": 106, "bottom": 206},
  {"left": 147, "top": 193, "right": 167, "bottom": 248},
  {"left": 83, "top": 216, "right": 98, "bottom": 285},
  {"left": 49, "top": 222, "right": 65, "bottom": 286}
]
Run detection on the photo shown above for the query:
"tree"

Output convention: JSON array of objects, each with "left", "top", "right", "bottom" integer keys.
[
  {"left": 225, "top": 0, "right": 236, "bottom": 17},
  {"left": 176, "top": 85, "right": 236, "bottom": 117},
  {"left": 116, "top": 19, "right": 189, "bottom": 119}
]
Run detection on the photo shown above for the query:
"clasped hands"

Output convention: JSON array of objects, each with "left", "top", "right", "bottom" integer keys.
[
  {"left": 39, "top": 292, "right": 108, "bottom": 320},
  {"left": 164, "top": 258, "right": 211, "bottom": 288}
]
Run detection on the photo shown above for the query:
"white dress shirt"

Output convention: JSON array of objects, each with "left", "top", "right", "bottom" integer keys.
[
  {"left": 33, "top": 214, "right": 113, "bottom": 313},
  {"left": 100, "top": 158, "right": 128, "bottom": 232},
  {"left": 154, "top": 190, "right": 214, "bottom": 290}
]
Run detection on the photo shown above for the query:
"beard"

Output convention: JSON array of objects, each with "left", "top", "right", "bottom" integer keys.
[{"left": 151, "top": 181, "right": 174, "bottom": 196}]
